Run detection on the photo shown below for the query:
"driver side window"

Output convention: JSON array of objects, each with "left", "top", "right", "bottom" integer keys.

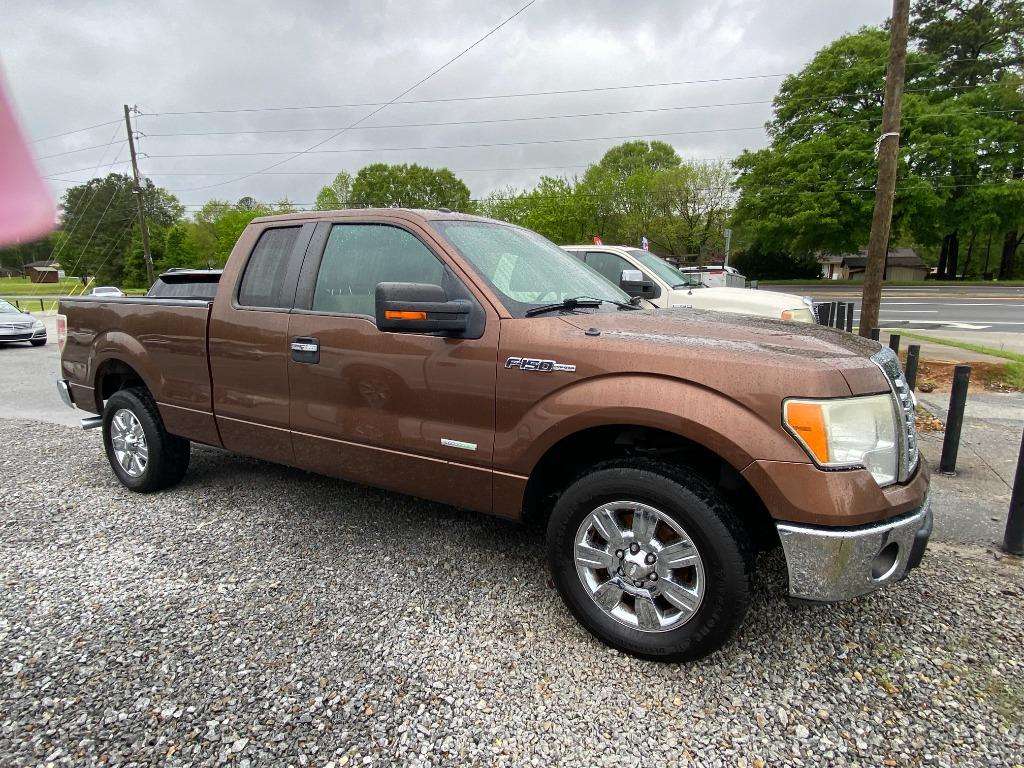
[
  {"left": 585, "top": 251, "right": 635, "bottom": 286},
  {"left": 312, "top": 224, "right": 445, "bottom": 316}
]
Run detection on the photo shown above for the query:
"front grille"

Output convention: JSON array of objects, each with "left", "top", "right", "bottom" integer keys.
[
  {"left": 870, "top": 346, "right": 919, "bottom": 482},
  {"left": 0, "top": 321, "right": 33, "bottom": 330},
  {"left": 0, "top": 332, "right": 33, "bottom": 341}
]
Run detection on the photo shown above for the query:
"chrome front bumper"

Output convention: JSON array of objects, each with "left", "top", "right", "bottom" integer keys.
[{"left": 776, "top": 495, "right": 932, "bottom": 603}]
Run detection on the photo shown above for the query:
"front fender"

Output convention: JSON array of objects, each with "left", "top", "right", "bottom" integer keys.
[{"left": 496, "top": 373, "right": 810, "bottom": 477}]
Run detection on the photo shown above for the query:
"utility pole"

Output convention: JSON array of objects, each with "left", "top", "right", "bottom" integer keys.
[
  {"left": 859, "top": 0, "right": 910, "bottom": 338},
  {"left": 123, "top": 104, "right": 155, "bottom": 286}
]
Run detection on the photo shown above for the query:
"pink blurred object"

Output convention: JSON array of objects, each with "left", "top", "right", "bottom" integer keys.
[{"left": 0, "top": 70, "right": 56, "bottom": 247}]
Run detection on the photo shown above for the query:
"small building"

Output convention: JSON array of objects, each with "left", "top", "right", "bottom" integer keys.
[
  {"left": 23, "top": 259, "right": 64, "bottom": 284},
  {"left": 818, "top": 248, "right": 929, "bottom": 282}
]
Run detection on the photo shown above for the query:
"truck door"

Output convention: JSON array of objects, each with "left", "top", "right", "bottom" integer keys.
[
  {"left": 286, "top": 220, "right": 498, "bottom": 514},
  {"left": 209, "top": 223, "right": 314, "bottom": 465}
]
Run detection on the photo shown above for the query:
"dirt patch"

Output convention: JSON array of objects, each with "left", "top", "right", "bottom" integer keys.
[
  {"left": 915, "top": 405, "right": 944, "bottom": 432},
  {"left": 912, "top": 360, "right": 1022, "bottom": 394}
]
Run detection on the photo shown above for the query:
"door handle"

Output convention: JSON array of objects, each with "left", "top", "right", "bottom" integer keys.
[{"left": 291, "top": 336, "right": 320, "bottom": 364}]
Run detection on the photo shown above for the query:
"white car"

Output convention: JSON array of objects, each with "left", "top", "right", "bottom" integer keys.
[
  {"left": 91, "top": 286, "right": 125, "bottom": 297},
  {"left": 562, "top": 245, "right": 816, "bottom": 323}
]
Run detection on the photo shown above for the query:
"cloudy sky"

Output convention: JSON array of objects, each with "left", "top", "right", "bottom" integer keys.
[{"left": 4, "top": 0, "right": 894, "bottom": 213}]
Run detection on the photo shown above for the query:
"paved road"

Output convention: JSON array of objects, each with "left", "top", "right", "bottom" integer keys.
[
  {"left": 0, "top": 315, "right": 79, "bottom": 428},
  {"left": 764, "top": 286, "right": 1024, "bottom": 333}
]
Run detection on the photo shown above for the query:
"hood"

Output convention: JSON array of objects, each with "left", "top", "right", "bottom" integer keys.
[
  {"left": 668, "top": 286, "right": 809, "bottom": 315},
  {"left": 0, "top": 316, "right": 38, "bottom": 332},
  {"left": 556, "top": 306, "right": 889, "bottom": 397}
]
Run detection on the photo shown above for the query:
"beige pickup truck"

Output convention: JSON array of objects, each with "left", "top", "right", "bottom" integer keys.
[{"left": 57, "top": 209, "right": 931, "bottom": 661}]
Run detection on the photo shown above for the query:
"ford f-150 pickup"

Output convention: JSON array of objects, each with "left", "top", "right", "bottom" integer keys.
[{"left": 57, "top": 209, "right": 931, "bottom": 661}]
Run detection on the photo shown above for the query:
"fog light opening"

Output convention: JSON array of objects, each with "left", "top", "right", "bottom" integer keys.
[{"left": 871, "top": 542, "right": 900, "bottom": 580}]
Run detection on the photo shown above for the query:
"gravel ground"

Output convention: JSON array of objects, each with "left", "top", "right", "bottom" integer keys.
[{"left": 1, "top": 418, "right": 1022, "bottom": 768}]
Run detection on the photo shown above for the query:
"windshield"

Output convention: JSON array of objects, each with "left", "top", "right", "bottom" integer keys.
[
  {"left": 0, "top": 299, "right": 19, "bottom": 314},
  {"left": 433, "top": 220, "right": 631, "bottom": 317},
  {"left": 625, "top": 249, "right": 692, "bottom": 288}
]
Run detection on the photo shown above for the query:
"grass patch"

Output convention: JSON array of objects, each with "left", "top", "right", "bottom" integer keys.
[
  {"left": 0, "top": 276, "right": 87, "bottom": 295},
  {"left": 896, "top": 331, "right": 1024, "bottom": 363},
  {"left": 996, "top": 361, "right": 1024, "bottom": 390}
]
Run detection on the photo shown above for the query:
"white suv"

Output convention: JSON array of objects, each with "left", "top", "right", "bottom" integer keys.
[{"left": 562, "top": 245, "right": 815, "bottom": 323}]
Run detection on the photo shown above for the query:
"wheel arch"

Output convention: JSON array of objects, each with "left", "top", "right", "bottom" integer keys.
[
  {"left": 520, "top": 421, "right": 778, "bottom": 550},
  {"left": 92, "top": 356, "right": 152, "bottom": 412}
]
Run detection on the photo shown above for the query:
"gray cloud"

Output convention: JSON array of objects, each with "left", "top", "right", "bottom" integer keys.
[{"left": 3, "top": 0, "right": 893, "bottom": 211}]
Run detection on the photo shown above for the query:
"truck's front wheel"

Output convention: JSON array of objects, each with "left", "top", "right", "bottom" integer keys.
[
  {"left": 546, "top": 461, "right": 753, "bottom": 662},
  {"left": 102, "top": 388, "right": 190, "bottom": 492}
]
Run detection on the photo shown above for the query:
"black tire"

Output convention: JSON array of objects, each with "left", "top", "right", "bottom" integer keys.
[
  {"left": 102, "top": 387, "right": 190, "bottom": 492},
  {"left": 546, "top": 459, "right": 753, "bottom": 662},
  {"left": 30, "top": 338, "right": 46, "bottom": 346}
]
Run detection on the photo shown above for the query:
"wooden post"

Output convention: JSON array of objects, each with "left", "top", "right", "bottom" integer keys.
[
  {"left": 858, "top": 0, "right": 910, "bottom": 337},
  {"left": 124, "top": 104, "right": 155, "bottom": 287}
]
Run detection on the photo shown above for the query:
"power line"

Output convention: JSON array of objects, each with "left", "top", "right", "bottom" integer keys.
[
  {"left": 137, "top": 57, "right": 979, "bottom": 117},
  {"left": 27, "top": 117, "right": 124, "bottom": 145},
  {"left": 37, "top": 127, "right": 126, "bottom": 292},
  {"left": 135, "top": 85, "right": 992, "bottom": 140},
  {"left": 141, "top": 99, "right": 781, "bottom": 137},
  {"left": 144, "top": 113, "right": 1022, "bottom": 169},
  {"left": 172, "top": 0, "right": 540, "bottom": 193},
  {"left": 35, "top": 139, "right": 128, "bottom": 161}
]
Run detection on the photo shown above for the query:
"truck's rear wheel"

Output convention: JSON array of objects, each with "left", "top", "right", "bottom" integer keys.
[
  {"left": 546, "top": 460, "right": 753, "bottom": 662},
  {"left": 102, "top": 388, "right": 190, "bottom": 492}
]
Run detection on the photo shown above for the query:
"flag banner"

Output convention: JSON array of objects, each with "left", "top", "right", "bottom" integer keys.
[{"left": 593, "top": 235, "right": 603, "bottom": 245}]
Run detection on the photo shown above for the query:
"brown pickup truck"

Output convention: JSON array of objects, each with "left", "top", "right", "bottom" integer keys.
[{"left": 57, "top": 209, "right": 931, "bottom": 661}]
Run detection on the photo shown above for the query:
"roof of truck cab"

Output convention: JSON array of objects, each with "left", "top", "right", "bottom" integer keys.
[{"left": 250, "top": 208, "right": 499, "bottom": 225}]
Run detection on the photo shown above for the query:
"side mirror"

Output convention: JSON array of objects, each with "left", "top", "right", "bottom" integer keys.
[
  {"left": 619, "top": 269, "right": 656, "bottom": 298},
  {"left": 375, "top": 282, "right": 471, "bottom": 335}
]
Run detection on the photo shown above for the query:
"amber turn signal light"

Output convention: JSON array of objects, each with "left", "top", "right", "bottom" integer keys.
[
  {"left": 783, "top": 401, "right": 830, "bottom": 463},
  {"left": 384, "top": 310, "right": 427, "bottom": 321}
]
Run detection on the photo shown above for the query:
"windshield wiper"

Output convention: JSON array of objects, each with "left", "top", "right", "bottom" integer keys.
[{"left": 525, "top": 296, "right": 640, "bottom": 317}]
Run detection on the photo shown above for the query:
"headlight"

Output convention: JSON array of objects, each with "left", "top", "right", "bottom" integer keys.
[
  {"left": 32, "top": 319, "right": 44, "bottom": 329},
  {"left": 783, "top": 394, "right": 899, "bottom": 485},
  {"left": 781, "top": 308, "right": 815, "bottom": 322}
]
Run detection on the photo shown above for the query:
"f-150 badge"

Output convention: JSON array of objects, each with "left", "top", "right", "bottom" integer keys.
[{"left": 505, "top": 356, "right": 576, "bottom": 372}]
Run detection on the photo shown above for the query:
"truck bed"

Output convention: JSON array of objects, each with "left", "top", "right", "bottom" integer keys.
[{"left": 58, "top": 296, "right": 220, "bottom": 446}]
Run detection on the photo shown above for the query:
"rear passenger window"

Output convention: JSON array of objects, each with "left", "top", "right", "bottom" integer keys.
[
  {"left": 312, "top": 224, "right": 444, "bottom": 316},
  {"left": 238, "top": 227, "right": 301, "bottom": 308}
]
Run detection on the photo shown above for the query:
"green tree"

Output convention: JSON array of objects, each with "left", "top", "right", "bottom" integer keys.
[
  {"left": 911, "top": 0, "right": 1024, "bottom": 278},
  {"left": 731, "top": 245, "right": 821, "bottom": 280},
  {"left": 315, "top": 171, "right": 353, "bottom": 210},
  {"left": 0, "top": 233, "right": 57, "bottom": 271},
  {"left": 349, "top": 163, "right": 472, "bottom": 211},
  {"left": 56, "top": 173, "right": 183, "bottom": 285},
  {"left": 911, "top": 0, "right": 1024, "bottom": 89},
  {"left": 732, "top": 29, "right": 917, "bottom": 255}
]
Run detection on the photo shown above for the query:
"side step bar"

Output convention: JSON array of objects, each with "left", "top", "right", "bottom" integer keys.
[{"left": 81, "top": 416, "right": 103, "bottom": 430}]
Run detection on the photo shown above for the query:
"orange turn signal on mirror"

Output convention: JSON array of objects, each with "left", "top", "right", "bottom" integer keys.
[
  {"left": 384, "top": 310, "right": 427, "bottom": 321},
  {"left": 781, "top": 310, "right": 797, "bottom": 321},
  {"left": 784, "top": 401, "right": 830, "bottom": 463}
]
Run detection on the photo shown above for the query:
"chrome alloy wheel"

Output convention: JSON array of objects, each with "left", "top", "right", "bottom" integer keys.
[
  {"left": 574, "top": 501, "right": 705, "bottom": 632},
  {"left": 110, "top": 408, "right": 149, "bottom": 478}
]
